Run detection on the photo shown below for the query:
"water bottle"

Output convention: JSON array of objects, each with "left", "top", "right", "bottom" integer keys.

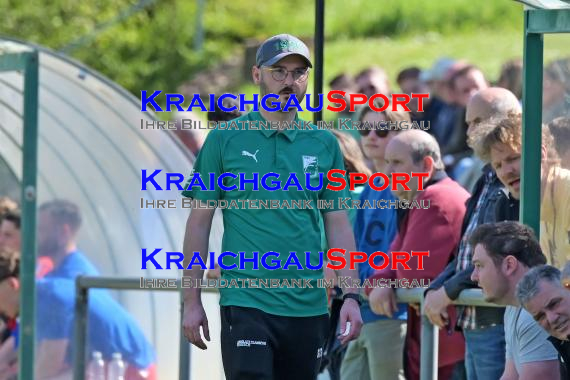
[
  {"left": 86, "top": 351, "right": 105, "bottom": 380},
  {"left": 107, "top": 352, "right": 126, "bottom": 380}
]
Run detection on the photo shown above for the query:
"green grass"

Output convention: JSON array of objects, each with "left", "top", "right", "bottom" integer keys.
[
  {"left": 203, "top": 0, "right": 522, "bottom": 41},
  {"left": 8, "top": 0, "right": 560, "bottom": 120},
  {"left": 2, "top": 0, "right": 524, "bottom": 97}
]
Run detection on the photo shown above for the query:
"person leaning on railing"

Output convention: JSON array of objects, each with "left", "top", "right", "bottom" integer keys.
[
  {"left": 423, "top": 87, "right": 521, "bottom": 380},
  {"left": 470, "top": 221, "right": 559, "bottom": 380}
]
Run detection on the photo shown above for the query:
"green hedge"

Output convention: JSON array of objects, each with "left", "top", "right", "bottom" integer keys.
[{"left": 1, "top": 0, "right": 522, "bottom": 98}]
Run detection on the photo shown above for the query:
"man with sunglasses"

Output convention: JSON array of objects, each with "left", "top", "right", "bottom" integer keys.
[{"left": 181, "top": 34, "right": 362, "bottom": 380}]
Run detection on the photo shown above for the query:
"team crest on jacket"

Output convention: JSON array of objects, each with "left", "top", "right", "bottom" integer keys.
[{"left": 303, "top": 155, "right": 318, "bottom": 176}]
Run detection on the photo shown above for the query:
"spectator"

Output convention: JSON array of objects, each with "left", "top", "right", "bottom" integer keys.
[
  {"left": 420, "top": 58, "right": 456, "bottom": 106},
  {"left": 396, "top": 67, "right": 432, "bottom": 124},
  {"left": 330, "top": 129, "right": 371, "bottom": 225},
  {"left": 517, "top": 265, "right": 570, "bottom": 378},
  {"left": 323, "top": 130, "right": 370, "bottom": 276},
  {"left": 456, "top": 87, "right": 522, "bottom": 190},
  {"left": 340, "top": 102, "right": 409, "bottom": 380},
  {"left": 450, "top": 65, "right": 489, "bottom": 109},
  {"left": 329, "top": 73, "right": 355, "bottom": 118},
  {"left": 497, "top": 58, "right": 523, "bottom": 100},
  {"left": 443, "top": 65, "right": 489, "bottom": 175},
  {"left": 0, "top": 248, "right": 156, "bottom": 380},
  {"left": 0, "top": 209, "right": 53, "bottom": 380},
  {"left": 329, "top": 73, "right": 360, "bottom": 140},
  {"left": 354, "top": 66, "right": 390, "bottom": 98},
  {"left": 424, "top": 87, "right": 521, "bottom": 380},
  {"left": 0, "top": 210, "right": 53, "bottom": 277},
  {"left": 548, "top": 117, "right": 570, "bottom": 169},
  {"left": 322, "top": 129, "right": 370, "bottom": 380},
  {"left": 469, "top": 113, "right": 570, "bottom": 268},
  {"left": 0, "top": 211, "right": 20, "bottom": 253},
  {"left": 367, "top": 130, "right": 468, "bottom": 380},
  {"left": 470, "top": 221, "right": 560, "bottom": 379},
  {"left": 38, "top": 199, "right": 99, "bottom": 279},
  {"left": 0, "top": 204, "right": 18, "bottom": 378},
  {"left": 421, "top": 58, "right": 466, "bottom": 151},
  {"left": 343, "top": 67, "right": 391, "bottom": 142},
  {"left": 396, "top": 67, "right": 421, "bottom": 94},
  {"left": 0, "top": 198, "right": 17, "bottom": 219},
  {"left": 358, "top": 99, "right": 411, "bottom": 172},
  {"left": 543, "top": 58, "right": 570, "bottom": 124}
]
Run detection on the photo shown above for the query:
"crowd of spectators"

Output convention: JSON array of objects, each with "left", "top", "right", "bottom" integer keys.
[
  {"left": 315, "top": 57, "right": 570, "bottom": 380},
  {"left": 177, "top": 55, "right": 570, "bottom": 380},
  {"left": 2, "top": 52, "right": 570, "bottom": 380}
]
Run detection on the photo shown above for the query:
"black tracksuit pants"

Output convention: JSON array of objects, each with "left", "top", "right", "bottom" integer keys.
[{"left": 221, "top": 305, "right": 329, "bottom": 380}]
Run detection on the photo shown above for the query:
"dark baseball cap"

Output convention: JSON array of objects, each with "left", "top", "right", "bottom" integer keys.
[{"left": 256, "top": 34, "right": 312, "bottom": 68}]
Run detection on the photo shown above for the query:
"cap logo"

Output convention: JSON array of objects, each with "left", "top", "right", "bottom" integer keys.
[{"left": 275, "top": 39, "right": 302, "bottom": 52}]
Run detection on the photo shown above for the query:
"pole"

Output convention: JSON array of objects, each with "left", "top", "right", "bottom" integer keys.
[
  {"left": 521, "top": 10, "right": 544, "bottom": 236},
  {"left": 313, "top": 0, "right": 325, "bottom": 125},
  {"left": 18, "top": 50, "right": 39, "bottom": 380}
]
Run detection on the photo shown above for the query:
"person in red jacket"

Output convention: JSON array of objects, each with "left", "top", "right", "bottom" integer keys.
[{"left": 366, "top": 130, "right": 469, "bottom": 380}]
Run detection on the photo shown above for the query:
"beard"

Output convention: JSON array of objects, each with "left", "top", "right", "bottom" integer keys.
[
  {"left": 259, "top": 75, "right": 307, "bottom": 113},
  {"left": 482, "top": 278, "right": 510, "bottom": 305}
]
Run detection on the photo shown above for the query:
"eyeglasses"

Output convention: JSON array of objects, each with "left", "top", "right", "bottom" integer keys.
[
  {"left": 359, "top": 129, "right": 390, "bottom": 138},
  {"left": 265, "top": 67, "right": 309, "bottom": 82}
]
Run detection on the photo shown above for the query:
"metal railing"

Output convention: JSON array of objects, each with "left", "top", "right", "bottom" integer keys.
[
  {"left": 72, "top": 276, "right": 217, "bottom": 380},
  {"left": 73, "top": 277, "right": 501, "bottom": 380},
  {"left": 395, "top": 288, "right": 502, "bottom": 380}
]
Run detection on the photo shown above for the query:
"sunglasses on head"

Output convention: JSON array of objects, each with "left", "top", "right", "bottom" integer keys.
[{"left": 358, "top": 129, "right": 390, "bottom": 138}]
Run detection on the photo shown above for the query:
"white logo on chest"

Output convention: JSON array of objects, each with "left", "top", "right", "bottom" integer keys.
[
  {"left": 242, "top": 149, "right": 259, "bottom": 163},
  {"left": 303, "top": 155, "right": 318, "bottom": 175}
]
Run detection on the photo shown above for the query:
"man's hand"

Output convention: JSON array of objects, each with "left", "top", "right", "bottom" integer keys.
[
  {"left": 338, "top": 298, "right": 363, "bottom": 345},
  {"left": 324, "top": 267, "right": 338, "bottom": 287},
  {"left": 206, "top": 264, "right": 221, "bottom": 279},
  {"left": 369, "top": 287, "right": 397, "bottom": 317},
  {"left": 182, "top": 302, "right": 210, "bottom": 350},
  {"left": 423, "top": 287, "right": 451, "bottom": 328},
  {"left": 410, "top": 303, "right": 421, "bottom": 317}
]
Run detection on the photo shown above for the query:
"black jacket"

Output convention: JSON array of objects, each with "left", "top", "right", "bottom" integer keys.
[
  {"left": 428, "top": 166, "right": 509, "bottom": 328},
  {"left": 495, "top": 191, "right": 520, "bottom": 222},
  {"left": 548, "top": 337, "right": 570, "bottom": 380}
]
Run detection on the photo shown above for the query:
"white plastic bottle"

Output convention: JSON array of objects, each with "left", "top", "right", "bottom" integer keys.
[
  {"left": 86, "top": 351, "right": 105, "bottom": 380},
  {"left": 107, "top": 352, "right": 126, "bottom": 380}
]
